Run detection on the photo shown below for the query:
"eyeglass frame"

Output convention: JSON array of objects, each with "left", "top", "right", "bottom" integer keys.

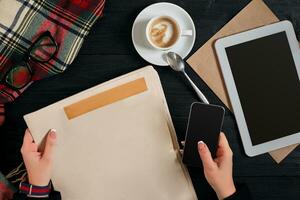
[{"left": 0, "top": 31, "right": 58, "bottom": 90}]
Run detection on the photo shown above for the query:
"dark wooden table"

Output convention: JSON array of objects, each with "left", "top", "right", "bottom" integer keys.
[{"left": 1, "top": 0, "right": 300, "bottom": 199}]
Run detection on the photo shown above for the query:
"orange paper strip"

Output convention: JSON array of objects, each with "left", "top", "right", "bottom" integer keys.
[{"left": 64, "top": 78, "right": 148, "bottom": 119}]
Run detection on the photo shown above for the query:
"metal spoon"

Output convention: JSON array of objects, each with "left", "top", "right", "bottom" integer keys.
[{"left": 166, "top": 52, "right": 209, "bottom": 104}]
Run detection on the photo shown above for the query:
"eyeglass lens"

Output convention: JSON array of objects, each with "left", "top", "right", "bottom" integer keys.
[
  {"left": 30, "top": 35, "right": 57, "bottom": 62},
  {"left": 5, "top": 65, "right": 32, "bottom": 89}
]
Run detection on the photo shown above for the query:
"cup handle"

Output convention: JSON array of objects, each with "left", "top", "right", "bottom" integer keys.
[{"left": 181, "top": 30, "right": 193, "bottom": 36}]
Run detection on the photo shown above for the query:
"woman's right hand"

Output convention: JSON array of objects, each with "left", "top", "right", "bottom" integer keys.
[{"left": 198, "top": 132, "right": 236, "bottom": 200}]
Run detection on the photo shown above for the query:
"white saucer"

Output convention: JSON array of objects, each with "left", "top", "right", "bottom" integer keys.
[{"left": 132, "top": 2, "right": 196, "bottom": 66}]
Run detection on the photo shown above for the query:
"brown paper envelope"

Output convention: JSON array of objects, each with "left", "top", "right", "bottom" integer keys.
[
  {"left": 187, "top": 0, "right": 298, "bottom": 163},
  {"left": 24, "top": 66, "right": 197, "bottom": 200}
]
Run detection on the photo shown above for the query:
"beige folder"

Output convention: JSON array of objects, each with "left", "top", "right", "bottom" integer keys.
[
  {"left": 187, "top": 0, "right": 299, "bottom": 163},
  {"left": 24, "top": 66, "right": 197, "bottom": 200}
]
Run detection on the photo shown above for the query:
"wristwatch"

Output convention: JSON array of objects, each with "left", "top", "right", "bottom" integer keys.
[{"left": 19, "top": 182, "right": 51, "bottom": 198}]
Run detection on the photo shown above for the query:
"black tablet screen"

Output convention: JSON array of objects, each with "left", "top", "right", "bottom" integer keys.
[{"left": 225, "top": 31, "right": 300, "bottom": 145}]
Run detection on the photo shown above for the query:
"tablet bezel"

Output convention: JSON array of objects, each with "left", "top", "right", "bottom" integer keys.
[{"left": 215, "top": 20, "right": 300, "bottom": 157}]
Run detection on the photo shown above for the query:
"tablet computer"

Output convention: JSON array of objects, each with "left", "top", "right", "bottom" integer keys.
[{"left": 215, "top": 20, "right": 300, "bottom": 157}]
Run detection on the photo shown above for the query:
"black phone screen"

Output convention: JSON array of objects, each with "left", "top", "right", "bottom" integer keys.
[{"left": 182, "top": 103, "right": 225, "bottom": 167}]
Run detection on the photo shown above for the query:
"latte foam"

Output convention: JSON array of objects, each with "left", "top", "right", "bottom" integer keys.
[{"left": 148, "top": 17, "right": 179, "bottom": 48}]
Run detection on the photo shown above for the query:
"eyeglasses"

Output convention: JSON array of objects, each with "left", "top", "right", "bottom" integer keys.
[{"left": 1, "top": 31, "right": 58, "bottom": 90}]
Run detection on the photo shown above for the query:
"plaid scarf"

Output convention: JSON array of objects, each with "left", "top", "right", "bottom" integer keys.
[
  {"left": 0, "top": 104, "right": 4, "bottom": 126},
  {"left": 0, "top": 0, "right": 105, "bottom": 103},
  {"left": 0, "top": 172, "right": 16, "bottom": 200}
]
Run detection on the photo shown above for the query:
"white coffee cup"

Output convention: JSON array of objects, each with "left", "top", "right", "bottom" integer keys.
[{"left": 146, "top": 15, "right": 193, "bottom": 50}]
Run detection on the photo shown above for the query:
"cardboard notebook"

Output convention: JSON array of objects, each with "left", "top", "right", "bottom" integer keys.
[
  {"left": 187, "top": 0, "right": 299, "bottom": 163},
  {"left": 24, "top": 66, "right": 197, "bottom": 200}
]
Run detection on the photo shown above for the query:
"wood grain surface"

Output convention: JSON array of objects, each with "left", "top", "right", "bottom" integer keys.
[{"left": 1, "top": 0, "right": 300, "bottom": 199}]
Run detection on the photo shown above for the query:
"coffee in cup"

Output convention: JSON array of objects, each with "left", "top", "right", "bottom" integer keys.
[{"left": 146, "top": 16, "right": 192, "bottom": 50}]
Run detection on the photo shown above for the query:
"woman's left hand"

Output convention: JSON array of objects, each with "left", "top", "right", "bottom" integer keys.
[{"left": 21, "top": 129, "right": 57, "bottom": 186}]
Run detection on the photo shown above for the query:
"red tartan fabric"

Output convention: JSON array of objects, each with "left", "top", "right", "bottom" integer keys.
[
  {"left": 0, "top": 0, "right": 106, "bottom": 104},
  {"left": 0, "top": 171, "right": 15, "bottom": 200},
  {"left": 0, "top": 183, "right": 14, "bottom": 200},
  {"left": 0, "top": 104, "right": 4, "bottom": 126}
]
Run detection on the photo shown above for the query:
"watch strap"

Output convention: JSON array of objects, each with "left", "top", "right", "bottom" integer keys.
[{"left": 19, "top": 182, "right": 51, "bottom": 198}]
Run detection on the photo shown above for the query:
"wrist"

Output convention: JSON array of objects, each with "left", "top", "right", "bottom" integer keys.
[
  {"left": 216, "top": 183, "right": 236, "bottom": 200},
  {"left": 28, "top": 176, "right": 51, "bottom": 187}
]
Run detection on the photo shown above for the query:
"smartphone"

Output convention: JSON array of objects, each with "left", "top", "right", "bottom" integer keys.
[{"left": 182, "top": 102, "right": 225, "bottom": 167}]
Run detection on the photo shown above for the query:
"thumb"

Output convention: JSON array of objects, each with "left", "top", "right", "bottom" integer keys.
[
  {"left": 198, "top": 141, "right": 217, "bottom": 171},
  {"left": 218, "top": 132, "right": 233, "bottom": 157},
  {"left": 218, "top": 132, "right": 231, "bottom": 150},
  {"left": 22, "top": 129, "right": 34, "bottom": 148},
  {"left": 42, "top": 129, "right": 57, "bottom": 162}
]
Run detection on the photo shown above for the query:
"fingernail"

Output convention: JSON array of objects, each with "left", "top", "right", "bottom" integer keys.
[
  {"left": 49, "top": 129, "right": 57, "bottom": 139},
  {"left": 198, "top": 141, "right": 205, "bottom": 150}
]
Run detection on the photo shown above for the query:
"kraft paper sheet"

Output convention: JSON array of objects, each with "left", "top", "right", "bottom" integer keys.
[{"left": 187, "top": 0, "right": 299, "bottom": 163}]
